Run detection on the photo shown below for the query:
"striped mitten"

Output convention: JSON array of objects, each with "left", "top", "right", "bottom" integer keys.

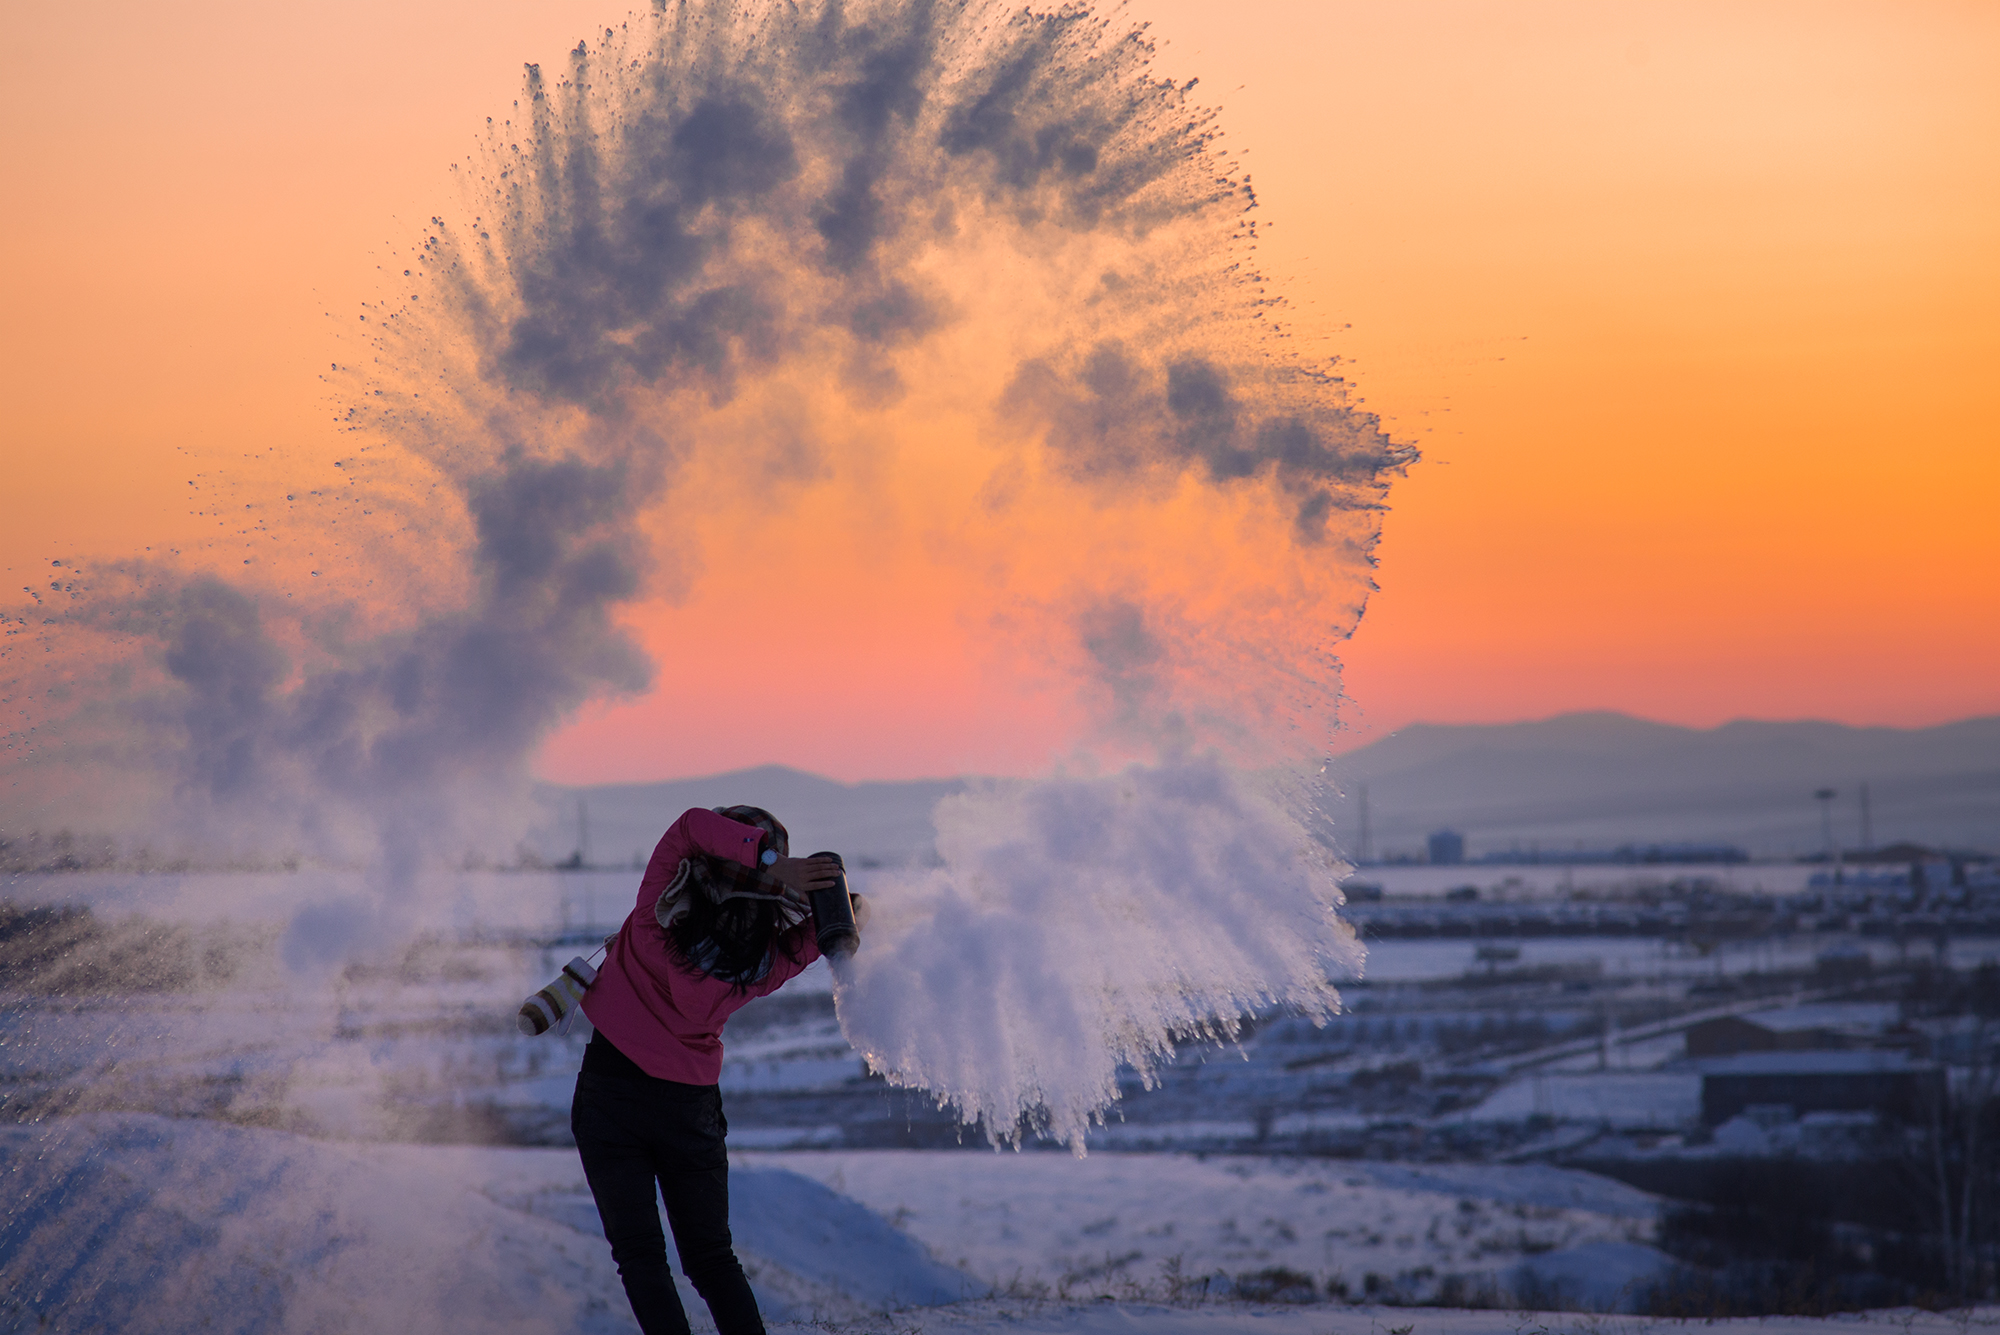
[{"left": 516, "top": 956, "right": 599, "bottom": 1036}]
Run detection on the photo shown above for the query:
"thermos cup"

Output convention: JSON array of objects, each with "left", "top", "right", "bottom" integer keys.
[{"left": 806, "top": 851, "right": 860, "bottom": 959}]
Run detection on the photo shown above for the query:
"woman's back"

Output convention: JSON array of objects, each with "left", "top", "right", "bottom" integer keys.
[{"left": 582, "top": 806, "right": 822, "bottom": 1083}]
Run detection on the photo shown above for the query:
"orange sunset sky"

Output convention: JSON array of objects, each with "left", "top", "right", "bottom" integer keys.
[{"left": 4, "top": 0, "right": 1995, "bottom": 784}]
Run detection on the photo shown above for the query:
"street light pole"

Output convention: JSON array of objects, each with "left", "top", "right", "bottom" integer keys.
[
  {"left": 1814, "top": 787, "right": 1839, "bottom": 882},
  {"left": 1357, "top": 784, "right": 1372, "bottom": 865}
]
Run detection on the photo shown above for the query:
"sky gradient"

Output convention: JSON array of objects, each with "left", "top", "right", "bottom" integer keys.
[{"left": 5, "top": 0, "right": 1995, "bottom": 783}]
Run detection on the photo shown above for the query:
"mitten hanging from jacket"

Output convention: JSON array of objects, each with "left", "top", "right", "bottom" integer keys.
[{"left": 517, "top": 955, "right": 600, "bottom": 1036}]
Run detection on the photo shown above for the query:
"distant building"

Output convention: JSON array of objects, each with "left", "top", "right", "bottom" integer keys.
[
  {"left": 1480, "top": 842, "right": 1748, "bottom": 866},
  {"left": 1840, "top": 842, "right": 1963, "bottom": 893},
  {"left": 1428, "top": 829, "right": 1465, "bottom": 866},
  {"left": 1685, "top": 1003, "right": 1902, "bottom": 1058},
  {"left": 1912, "top": 1016, "right": 2000, "bottom": 1065},
  {"left": 1807, "top": 866, "right": 1911, "bottom": 890},
  {"left": 1813, "top": 942, "right": 1875, "bottom": 982},
  {"left": 1616, "top": 842, "right": 1748, "bottom": 865},
  {"left": 1695, "top": 1051, "right": 1944, "bottom": 1125},
  {"left": 1465, "top": 1073, "right": 1701, "bottom": 1131}
]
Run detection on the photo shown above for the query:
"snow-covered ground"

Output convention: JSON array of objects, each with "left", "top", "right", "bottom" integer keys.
[
  {"left": 4, "top": 1112, "right": 1662, "bottom": 1330},
  {"left": 741, "top": 1149, "right": 1666, "bottom": 1308},
  {"left": 1461, "top": 1075, "right": 1700, "bottom": 1129},
  {"left": 0, "top": 1113, "right": 968, "bottom": 1333},
  {"left": 6, "top": 1111, "right": 1994, "bottom": 1334},
  {"left": 833, "top": 1304, "right": 2000, "bottom": 1335},
  {"left": 6, "top": 869, "right": 1992, "bottom": 1331}
]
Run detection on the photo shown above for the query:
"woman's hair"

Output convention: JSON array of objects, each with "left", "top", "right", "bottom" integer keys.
[
  {"left": 668, "top": 805, "right": 803, "bottom": 987},
  {"left": 669, "top": 892, "right": 800, "bottom": 986}
]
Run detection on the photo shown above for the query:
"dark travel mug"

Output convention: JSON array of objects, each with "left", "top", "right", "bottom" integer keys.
[{"left": 806, "top": 851, "right": 860, "bottom": 959}]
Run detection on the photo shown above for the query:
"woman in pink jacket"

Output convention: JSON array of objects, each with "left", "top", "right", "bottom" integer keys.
[{"left": 575, "top": 804, "right": 858, "bottom": 1335}]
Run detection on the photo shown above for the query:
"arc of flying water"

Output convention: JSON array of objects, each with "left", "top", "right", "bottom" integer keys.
[{"left": 1, "top": 0, "right": 1407, "bottom": 1132}]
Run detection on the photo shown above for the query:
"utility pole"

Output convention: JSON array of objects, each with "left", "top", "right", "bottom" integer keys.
[
  {"left": 1859, "top": 783, "right": 1874, "bottom": 853},
  {"left": 1357, "top": 784, "right": 1372, "bottom": 865},
  {"left": 1814, "top": 788, "right": 1839, "bottom": 883}
]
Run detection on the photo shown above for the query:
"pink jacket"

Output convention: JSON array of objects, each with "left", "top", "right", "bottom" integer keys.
[{"left": 581, "top": 807, "right": 821, "bottom": 1083}]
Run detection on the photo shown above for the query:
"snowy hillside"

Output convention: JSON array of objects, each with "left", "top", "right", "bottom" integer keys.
[
  {"left": 1, "top": 1112, "right": 1670, "bottom": 1331},
  {"left": 0, "top": 1114, "right": 970, "bottom": 1333},
  {"left": 6, "top": 1113, "right": 1990, "bottom": 1334}
]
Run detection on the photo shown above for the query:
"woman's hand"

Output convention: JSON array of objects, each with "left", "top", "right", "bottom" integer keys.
[{"left": 767, "top": 855, "right": 843, "bottom": 899}]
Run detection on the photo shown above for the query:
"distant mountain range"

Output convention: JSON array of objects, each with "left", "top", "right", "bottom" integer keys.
[
  {"left": 531, "top": 714, "right": 1999, "bottom": 867},
  {"left": 1319, "top": 712, "right": 1999, "bottom": 860},
  {"left": 528, "top": 767, "right": 968, "bottom": 870}
]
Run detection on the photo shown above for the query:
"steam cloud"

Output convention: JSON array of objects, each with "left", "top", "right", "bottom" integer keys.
[
  {"left": 2, "top": 0, "right": 1407, "bottom": 1133},
  {"left": 834, "top": 758, "right": 1361, "bottom": 1151}
]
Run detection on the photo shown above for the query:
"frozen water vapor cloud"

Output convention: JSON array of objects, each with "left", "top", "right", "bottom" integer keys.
[
  {"left": 1007, "top": 345, "right": 1395, "bottom": 542},
  {"left": 833, "top": 758, "right": 1361, "bottom": 1152},
  {"left": 2, "top": 0, "right": 1408, "bottom": 1020}
]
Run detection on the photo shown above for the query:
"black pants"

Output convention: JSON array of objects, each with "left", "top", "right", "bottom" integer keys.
[{"left": 571, "top": 1037, "right": 765, "bottom": 1335}]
